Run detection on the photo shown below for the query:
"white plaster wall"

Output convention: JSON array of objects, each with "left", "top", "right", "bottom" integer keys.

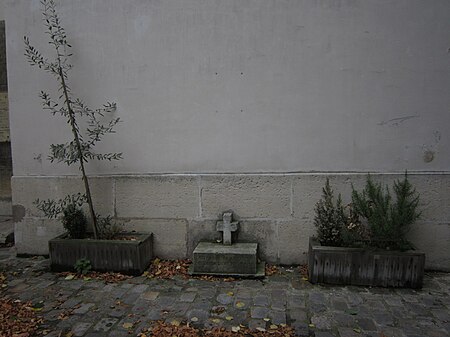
[{"left": 5, "top": 0, "right": 450, "bottom": 175}]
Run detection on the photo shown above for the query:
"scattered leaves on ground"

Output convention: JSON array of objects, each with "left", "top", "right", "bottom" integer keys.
[
  {"left": 194, "top": 274, "right": 235, "bottom": 282},
  {"left": 299, "top": 264, "right": 308, "bottom": 279},
  {"left": 0, "top": 298, "right": 43, "bottom": 337},
  {"left": 265, "top": 264, "right": 280, "bottom": 276},
  {"left": 122, "top": 322, "right": 134, "bottom": 329},
  {"left": 57, "top": 310, "right": 72, "bottom": 320},
  {"left": 0, "top": 273, "right": 6, "bottom": 289},
  {"left": 211, "top": 306, "right": 226, "bottom": 315},
  {"left": 143, "top": 259, "right": 235, "bottom": 282},
  {"left": 58, "top": 271, "right": 131, "bottom": 283},
  {"left": 235, "top": 301, "right": 245, "bottom": 309},
  {"left": 143, "top": 258, "right": 191, "bottom": 279},
  {"left": 137, "top": 321, "right": 295, "bottom": 337}
]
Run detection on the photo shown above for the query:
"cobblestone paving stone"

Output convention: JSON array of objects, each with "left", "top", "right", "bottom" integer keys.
[{"left": 0, "top": 247, "right": 449, "bottom": 337}]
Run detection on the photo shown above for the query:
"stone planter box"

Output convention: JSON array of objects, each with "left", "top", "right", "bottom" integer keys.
[
  {"left": 308, "top": 237, "right": 425, "bottom": 288},
  {"left": 49, "top": 232, "right": 153, "bottom": 275}
]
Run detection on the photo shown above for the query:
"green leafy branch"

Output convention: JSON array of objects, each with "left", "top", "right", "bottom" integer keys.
[{"left": 25, "top": 0, "right": 122, "bottom": 238}]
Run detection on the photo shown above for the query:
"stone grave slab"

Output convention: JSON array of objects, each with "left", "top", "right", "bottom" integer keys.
[{"left": 191, "top": 242, "right": 264, "bottom": 277}]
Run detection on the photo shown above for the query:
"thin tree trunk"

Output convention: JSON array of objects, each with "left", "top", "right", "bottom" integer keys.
[{"left": 58, "top": 67, "right": 99, "bottom": 239}]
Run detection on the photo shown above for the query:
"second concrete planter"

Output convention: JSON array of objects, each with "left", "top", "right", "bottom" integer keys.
[{"left": 308, "top": 237, "right": 425, "bottom": 288}]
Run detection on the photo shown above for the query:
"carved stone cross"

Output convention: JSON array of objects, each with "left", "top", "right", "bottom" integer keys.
[{"left": 216, "top": 212, "right": 238, "bottom": 245}]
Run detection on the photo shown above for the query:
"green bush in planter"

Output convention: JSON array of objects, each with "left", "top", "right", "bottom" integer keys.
[
  {"left": 314, "top": 174, "right": 421, "bottom": 250},
  {"left": 351, "top": 174, "right": 421, "bottom": 251},
  {"left": 314, "top": 178, "right": 347, "bottom": 246},
  {"left": 62, "top": 204, "right": 87, "bottom": 239}
]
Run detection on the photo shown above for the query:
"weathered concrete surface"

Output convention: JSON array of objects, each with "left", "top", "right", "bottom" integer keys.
[
  {"left": 237, "top": 220, "right": 278, "bottom": 264},
  {"left": 277, "top": 220, "right": 316, "bottom": 265},
  {"left": 115, "top": 176, "right": 199, "bottom": 219},
  {"left": 187, "top": 219, "right": 221, "bottom": 257},
  {"left": 0, "top": 198, "right": 11, "bottom": 216},
  {"left": 6, "top": 0, "right": 450, "bottom": 175},
  {"left": 200, "top": 175, "right": 291, "bottom": 219},
  {"left": 0, "top": 93, "right": 9, "bottom": 141},
  {"left": 0, "top": 216, "right": 13, "bottom": 244},
  {"left": 409, "top": 222, "right": 450, "bottom": 271},
  {"left": 122, "top": 218, "right": 188, "bottom": 259},
  {"left": 15, "top": 218, "right": 64, "bottom": 256},
  {"left": 11, "top": 173, "right": 450, "bottom": 271},
  {"left": 192, "top": 242, "right": 258, "bottom": 275},
  {"left": 11, "top": 176, "right": 114, "bottom": 218}
]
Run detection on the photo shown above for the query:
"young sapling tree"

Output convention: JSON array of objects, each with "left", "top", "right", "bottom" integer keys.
[{"left": 25, "top": 0, "right": 122, "bottom": 239}]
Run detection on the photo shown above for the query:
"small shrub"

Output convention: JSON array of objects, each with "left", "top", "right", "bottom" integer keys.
[
  {"left": 97, "top": 215, "right": 123, "bottom": 240},
  {"left": 351, "top": 174, "right": 421, "bottom": 250},
  {"left": 391, "top": 174, "right": 421, "bottom": 241},
  {"left": 74, "top": 258, "right": 91, "bottom": 275},
  {"left": 340, "top": 203, "right": 369, "bottom": 248},
  {"left": 314, "top": 178, "right": 347, "bottom": 246},
  {"left": 62, "top": 204, "right": 87, "bottom": 239}
]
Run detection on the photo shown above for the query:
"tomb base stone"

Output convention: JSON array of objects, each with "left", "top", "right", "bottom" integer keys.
[{"left": 191, "top": 242, "right": 264, "bottom": 277}]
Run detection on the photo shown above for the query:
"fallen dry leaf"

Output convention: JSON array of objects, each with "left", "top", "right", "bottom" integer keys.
[
  {"left": 143, "top": 258, "right": 236, "bottom": 282},
  {"left": 59, "top": 271, "right": 131, "bottom": 283},
  {"left": 211, "top": 306, "right": 225, "bottom": 315},
  {"left": 265, "top": 264, "right": 281, "bottom": 276},
  {"left": 299, "top": 264, "right": 308, "bottom": 279},
  {"left": 235, "top": 301, "right": 245, "bottom": 309},
  {"left": 122, "top": 322, "right": 134, "bottom": 329},
  {"left": 144, "top": 259, "right": 191, "bottom": 279},
  {"left": 142, "top": 320, "right": 296, "bottom": 337},
  {"left": 0, "top": 298, "right": 43, "bottom": 337},
  {"left": 57, "top": 311, "right": 71, "bottom": 320}
]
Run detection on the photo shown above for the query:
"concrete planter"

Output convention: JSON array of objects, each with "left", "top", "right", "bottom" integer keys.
[
  {"left": 49, "top": 232, "right": 153, "bottom": 275},
  {"left": 308, "top": 237, "right": 425, "bottom": 288}
]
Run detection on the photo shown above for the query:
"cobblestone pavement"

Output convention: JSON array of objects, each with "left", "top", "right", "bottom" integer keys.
[{"left": 0, "top": 247, "right": 449, "bottom": 337}]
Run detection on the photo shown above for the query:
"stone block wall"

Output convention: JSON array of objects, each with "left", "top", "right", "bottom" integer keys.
[
  {"left": 0, "top": 92, "right": 9, "bottom": 142},
  {"left": 0, "top": 140, "right": 12, "bottom": 215},
  {"left": 12, "top": 173, "right": 450, "bottom": 271}
]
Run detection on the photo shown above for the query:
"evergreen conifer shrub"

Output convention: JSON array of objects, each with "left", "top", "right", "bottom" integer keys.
[
  {"left": 351, "top": 174, "right": 421, "bottom": 250},
  {"left": 62, "top": 204, "right": 87, "bottom": 239},
  {"left": 314, "top": 178, "right": 347, "bottom": 246}
]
